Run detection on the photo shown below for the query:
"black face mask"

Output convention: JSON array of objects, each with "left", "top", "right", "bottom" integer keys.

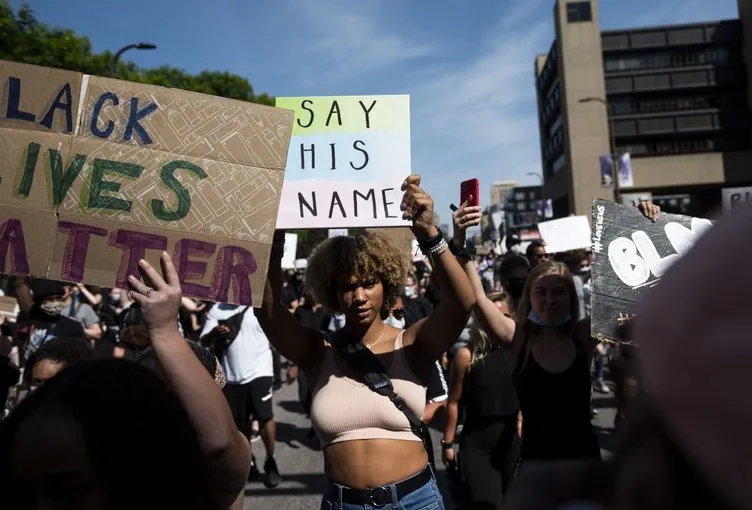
[{"left": 506, "top": 278, "right": 526, "bottom": 299}]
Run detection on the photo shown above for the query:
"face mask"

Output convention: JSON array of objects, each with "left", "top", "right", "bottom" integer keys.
[
  {"left": 40, "top": 299, "right": 66, "bottom": 317},
  {"left": 384, "top": 315, "right": 405, "bottom": 329},
  {"left": 579, "top": 266, "right": 591, "bottom": 274},
  {"left": 404, "top": 286, "right": 416, "bottom": 298},
  {"left": 510, "top": 245, "right": 521, "bottom": 254},
  {"left": 506, "top": 278, "right": 526, "bottom": 300},
  {"left": 528, "top": 309, "right": 571, "bottom": 328},
  {"left": 110, "top": 294, "right": 121, "bottom": 304}
]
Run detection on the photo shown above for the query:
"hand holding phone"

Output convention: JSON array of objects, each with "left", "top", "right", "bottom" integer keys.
[{"left": 460, "top": 178, "right": 480, "bottom": 207}]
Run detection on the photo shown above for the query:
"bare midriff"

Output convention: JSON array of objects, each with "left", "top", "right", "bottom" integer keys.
[{"left": 324, "top": 439, "right": 428, "bottom": 488}]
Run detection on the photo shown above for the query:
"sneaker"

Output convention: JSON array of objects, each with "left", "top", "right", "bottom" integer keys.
[
  {"left": 248, "top": 454, "right": 261, "bottom": 481},
  {"left": 263, "top": 456, "right": 282, "bottom": 488},
  {"left": 594, "top": 381, "right": 611, "bottom": 393},
  {"left": 250, "top": 432, "right": 261, "bottom": 443}
]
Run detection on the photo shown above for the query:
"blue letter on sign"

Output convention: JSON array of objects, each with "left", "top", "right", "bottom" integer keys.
[
  {"left": 5, "top": 77, "right": 36, "bottom": 123},
  {"left": 123, "top": 97, "right": 157, "bottom": 144},
  {"left": 90, "top": 92, "right": 119, "bottom": 139}
]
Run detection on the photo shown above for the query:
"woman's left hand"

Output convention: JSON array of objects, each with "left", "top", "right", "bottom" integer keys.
[
  {"left": 401, "top": 175, "right": 436, "bottom": 240},
  {"left": 635, "top": 200, "right": 661, "bottom": 222},
  {"left": 127, "top": 251, "right": 182, "bottom": 334}
]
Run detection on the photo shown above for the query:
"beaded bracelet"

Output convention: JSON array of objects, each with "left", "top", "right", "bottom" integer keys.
[
  {"left": 418, "top": 229, "right": 444, "bottom": 253},
  {"left": 424, "top": 238, "right": 449, "bottom": 265}
]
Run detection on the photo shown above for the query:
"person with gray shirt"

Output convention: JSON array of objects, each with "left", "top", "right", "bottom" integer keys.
[{"left": 60, "top": 285, "right": 102, "bottom": 344}]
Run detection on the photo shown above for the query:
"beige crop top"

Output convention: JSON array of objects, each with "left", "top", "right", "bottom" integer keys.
[{"left": 309, "top": 332, "right": 427, "bottom": 447}]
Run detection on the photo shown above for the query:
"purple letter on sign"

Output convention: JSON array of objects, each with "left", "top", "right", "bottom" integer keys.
[
  {"left": 110, "top": 229, "right": 168, "bottom": 288},
  {"left": 0, "top": 219, "right": 30, "bottom": 275},
  {"left": 211, "top": 246, "right": 256, "bottom": 305},
  {"left": 173, "top": 238, "right": 216, "bottom": 299},
  {"left": 57, "top": 221, "right": 107, "bottom": 282}
]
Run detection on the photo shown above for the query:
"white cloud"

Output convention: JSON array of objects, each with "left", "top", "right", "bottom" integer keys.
[
  {"left": 293, "top": 1, "right": 434, "bottom": 83},
  {"left": 408, "top": 1, "right": 551, "bottom": 207},
  {"left": 279, "top": 0, "right": 552, "bottom": 209}
]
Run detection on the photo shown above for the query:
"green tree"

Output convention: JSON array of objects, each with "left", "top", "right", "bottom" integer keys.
[{"left": 0, "top": 1, "right": 273, "bottom": 105}]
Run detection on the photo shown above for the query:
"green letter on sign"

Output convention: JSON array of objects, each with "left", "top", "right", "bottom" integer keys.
[
  {"left": 151, "top": 160, "right": 207, "bottom": 221},
  {"left": 87, "top": 159, "right": 144, "bottom": 212},
  {"left": 48, "top": 149, "right": 86, "bottom": 206}
]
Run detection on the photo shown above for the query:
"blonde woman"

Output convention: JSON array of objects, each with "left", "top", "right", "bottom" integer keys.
[
  {"left": 442, "top": 294, "right": 520, "bottom": 510},
  {"left": 451, "top": 197, "right": 659, "bottom": 465}
]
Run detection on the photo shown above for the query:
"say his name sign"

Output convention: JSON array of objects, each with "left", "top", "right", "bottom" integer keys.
[
  {"left": 274, "top": 95, "right": 411, "bottom": 229},
  {"left": 590, "top": 199, "right": 713, "bottom": 343},
  {"left": 0, "top": 60, "right": 294, "bottom": 306}
]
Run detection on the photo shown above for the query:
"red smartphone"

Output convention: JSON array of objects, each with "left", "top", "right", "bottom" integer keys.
[{"left": 460, "top": 178, "right": 480, "bottom": 207}]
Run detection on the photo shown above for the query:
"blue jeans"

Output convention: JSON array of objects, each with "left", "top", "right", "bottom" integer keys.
[{"left": 320, "top": 468, "right": 444, "bottom": 510}]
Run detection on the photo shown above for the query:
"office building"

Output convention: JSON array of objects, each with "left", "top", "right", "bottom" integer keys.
[
  {"left": 489, "top": 180, "right": 519, "bottom": 206},
  {"left": 503, "top": 184, "right": 552, "bottom": 237},
  {"left": 535, "top": 0, "right": 752, "bottom": 218}
]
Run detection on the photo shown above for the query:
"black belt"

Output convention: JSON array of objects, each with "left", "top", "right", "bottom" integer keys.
[{"left": 335, "top": 465, "right": 432, "bottom": 507}]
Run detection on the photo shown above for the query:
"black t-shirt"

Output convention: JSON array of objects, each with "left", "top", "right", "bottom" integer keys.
[
  {"left": 46, "top": 315, "right": 85, "bottom": 340},
  {"left": 404, "top": 296, "right": 434, "bottom": 329},
  {"left": 282, "top": 283, "right": 298, "bottom": 309},
  {"left": 295, "top": 306, "right": 331, "bottom": 332}
]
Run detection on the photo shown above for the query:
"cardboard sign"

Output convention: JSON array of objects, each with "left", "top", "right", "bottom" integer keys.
[
  {"left": 0, "top": 296, "right": 19, "bottom": 321},
  {"left": 722, "top": 186, "right": 752, "bottom": 212},
  {"left": 0, "top": 60, "right": 294, "bottom": 306},
  {"left": 274, "top": 95, "right": 411, "bottom": 229},
  {"left": 590, "top": 199, "right": 713, "bottom": 342},
  {"left": 328, "top": 229, "right": 348, "bottom": 238},
  {"left": 537, "top": 215, "right": 591, "bottom": 254},
  {"left": 281, "top": 233, "right": 298, "bottom": 270}
]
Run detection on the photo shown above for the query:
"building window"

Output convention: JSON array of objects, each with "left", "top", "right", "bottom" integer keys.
[
  {"left": 609, "top": 92, "right": 739, "bottom": 116},
  {"left": 604, "top": 46, "right": 732, "bottom": 72},
  {"left": 552, "top": 153, "right": 567, "bottom": 173},
  {"left": 549, "top": 116, "right": 563, "bottom": 137},
  {"left": 567, "top": 2, "right": 592, "bottom": 23}
]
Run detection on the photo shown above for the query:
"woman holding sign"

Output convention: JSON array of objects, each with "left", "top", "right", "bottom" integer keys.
[
  {"left": 450, "top": 197, "right": 659, "bottom": 466},
  {"left": 256, "top": 175, "right": 476, "bottom": 510}
]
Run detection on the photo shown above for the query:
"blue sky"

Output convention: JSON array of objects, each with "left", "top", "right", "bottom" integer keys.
[{"left": 17, "top": 0, "right": 740, "bottom": 223}]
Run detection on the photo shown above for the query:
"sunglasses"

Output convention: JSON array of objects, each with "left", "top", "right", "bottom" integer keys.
[{"left": 381, "top": 308, "right": 405, "bottom": 320}]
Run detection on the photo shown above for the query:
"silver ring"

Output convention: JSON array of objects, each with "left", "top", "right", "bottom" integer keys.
[{"left": 145, "top": 287, "right": 153, "bottom": 297}]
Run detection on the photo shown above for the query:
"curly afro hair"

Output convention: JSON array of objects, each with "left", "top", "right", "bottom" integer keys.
[{"left": 305, "top": 232, "right": 408, "bottom": 313}]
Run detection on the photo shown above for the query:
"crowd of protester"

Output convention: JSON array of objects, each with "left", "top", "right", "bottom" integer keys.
[{"left": 0, "top": 174, "right": 749, "bottom": 510}]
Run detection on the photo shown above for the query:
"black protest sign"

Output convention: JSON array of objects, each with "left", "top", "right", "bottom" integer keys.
[{"left": 590, "top": 199, "right": 713, "bottom": 343}]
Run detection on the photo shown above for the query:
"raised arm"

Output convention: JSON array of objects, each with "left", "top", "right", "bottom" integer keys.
[
  {"left": 254, "top": 231, "right": 324, "bottom": 370},
  {"left": 451, "top": 201, "right": 516, "bottom": 345},
  {"left": 442, "top": 346, "right": 471, "bottom": 467},
  {"left": 402, "top": 176, "right": 477, "bottom": 363},
  {"left": 76, "top": 283, "right": 102, "bottom": 307},
  {"left": 127, "top": 252, "right": 250, "bottom": 510}
]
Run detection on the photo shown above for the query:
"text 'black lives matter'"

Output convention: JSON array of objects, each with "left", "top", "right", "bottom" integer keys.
[{"left": 590, "top": 199, "right": 713, "bottom": 343}]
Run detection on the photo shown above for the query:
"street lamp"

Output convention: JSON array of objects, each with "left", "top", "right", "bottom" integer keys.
[
  {"left": 579, "top": 96, "right": 620, "bottom": 204},
  {"left": 526, "top": 172, "right": 543, "bottom": 184},
  {"left": 110, "top": 42, "right": 157, "bottom": 78}
]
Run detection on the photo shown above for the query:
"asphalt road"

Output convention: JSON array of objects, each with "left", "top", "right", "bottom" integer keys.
[{"left": 242, "top": 381, "right": 618, "bottom": 510}]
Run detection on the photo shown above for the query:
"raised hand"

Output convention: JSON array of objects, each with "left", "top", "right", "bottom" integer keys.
[
  {"left": 634, "top": 200, "right": 661, "bottom": 222},
  {"left": 452, "top": 197, "right": 482, "bottom": 247},
  {"left": 401, "top": 175, "right": 436, "bottom": 240},
  {"left": 127, "top": 252, "right": 182, "bottom": 334}
]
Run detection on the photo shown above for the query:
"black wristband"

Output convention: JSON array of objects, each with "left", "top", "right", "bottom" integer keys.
[
  {"left": 418, "top": 229, "right": 443, "bottom": 251},
  {"left": 441, "top": 439, "right": 453, "bottom": 449},
  {"left": 448, "top": 238, "right": 462, "bottom": 256}
]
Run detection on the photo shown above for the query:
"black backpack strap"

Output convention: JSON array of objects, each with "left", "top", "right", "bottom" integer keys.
[{"left": 331, "top": 331, "right": 435, "bottom": 469}]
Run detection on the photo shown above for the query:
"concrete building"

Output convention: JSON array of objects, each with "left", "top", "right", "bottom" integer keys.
[
  {"left": 489, "top": 180, "right": 519, "bottom": 206},
  {"left": 535, "top": 0, "right": 752, "bottom": 218}
]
